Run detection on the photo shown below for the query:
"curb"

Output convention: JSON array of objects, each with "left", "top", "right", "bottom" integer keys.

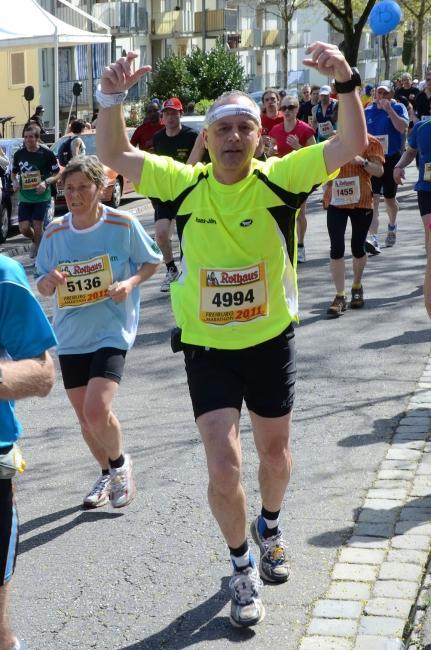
[{"left": 299, "top": 359, "right": 431, "bottom": 650}]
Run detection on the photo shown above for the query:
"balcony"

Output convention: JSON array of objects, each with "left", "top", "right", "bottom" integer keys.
[
  {"left": 262, "top": 29, "right": 285, "bottom": 47},
  {"left": 57, "top": 4, "right": 91, "bottom": 30},
  {"left": 93, "top": 1, "right": 148, "bottom": 33},
  {"left": 151, "top": 10, "right": 193, "bottom": 36},
  {"left": 240, "top": 28, "right": 262, "bottom": 48},
  {"left": 59, "top": 79, "right": 91, "bottom": 110},
  {"left": 195, "top": 9, "right": 239, "bottom": 33}
]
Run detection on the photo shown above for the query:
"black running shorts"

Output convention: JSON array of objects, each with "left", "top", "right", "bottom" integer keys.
[
  {"left": 59, "top": 347, "right": 127, "bottom": 390},
  {"left": 371, "top": 153, "right": 401, "bottom": 199},
  {"left": 184, "top": 325, "right": 296, "bottom": 420},
  {"left": 418, "top": 191, "right": 431, "bottom": 217},
  {"left": 0, "top": 479, "right": 18, "bottom": 586}
]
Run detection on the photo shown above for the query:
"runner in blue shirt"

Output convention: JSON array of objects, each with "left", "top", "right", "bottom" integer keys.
[
  {"left": 364, "top": 81, "right": 409, "bottom": 254},
  {"left": 0, "top": 254, "right": 56, "bottom": 650},
  {"left": 393, "top": 119, "right": 431, "bottom": 249}
]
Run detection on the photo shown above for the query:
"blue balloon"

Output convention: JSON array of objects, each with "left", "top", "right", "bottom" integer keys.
[{"left": 369, "top": 1, "right": 402, "bottom": 36}]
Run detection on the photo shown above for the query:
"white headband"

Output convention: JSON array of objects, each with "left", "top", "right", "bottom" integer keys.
[{"left": 204, "top": 103, "right": 261, "bottom": 128}]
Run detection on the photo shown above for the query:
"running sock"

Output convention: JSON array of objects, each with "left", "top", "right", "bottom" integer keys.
[
  {"left": 352, "top": 283, "right": 362, "bottom": 290},
  {"left": 229, "top": 540, "right": 251, "bottom": 570},
  {"left": 109, "top": 454, "right": 125, "bottom": 469},
  {"left": 336, "top": 292, "right": 346, "bottom": 298},
  {"left": 261, "top": 507, "right": 281, "bottom": 539},
  {"left": 166, "top": 260, "right": 178, "bottom": 272},
  {"left": 388, "top": 224, "right": 396, "bottom": 231},
  {"left": 298, "top": 243, "right": 304, "bottom": 248},
  {"left": 102, "top": 468, "right": 110, "bottom": 476}
]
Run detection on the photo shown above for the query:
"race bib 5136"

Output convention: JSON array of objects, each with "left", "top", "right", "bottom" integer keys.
[{"left": 56, "top": 254, "right": 113, "bottom": 309}]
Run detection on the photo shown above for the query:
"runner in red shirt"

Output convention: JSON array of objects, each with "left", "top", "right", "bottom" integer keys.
[
  {"left": 260, "top": 89, "right": 284, "bottom": 134},
  {"left": 130, "top": 102, "right": 163, "bottom": 152},
  {"left": 269, "top": 96, "right": 316, "bottom": 262}
]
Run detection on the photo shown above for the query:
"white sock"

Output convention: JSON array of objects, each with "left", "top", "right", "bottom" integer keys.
[{"left": 231, "top": 548, "right": 250, "bottom": 569}]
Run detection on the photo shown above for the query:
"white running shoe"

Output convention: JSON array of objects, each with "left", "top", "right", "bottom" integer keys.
[
  {"left": 229, "top": 558, "right": 265, "bottom": 628},
  {"left": 110, "top": 454, "right": 136, "bottom": 508},
  {"left": 160, "top": 268, "right": 179, "bottom": 293},
  {"left": 250, "top": 515, "right": 290, "bottom": 583},
  {"left": 83, "top": 474, "right": 111, "bottom": 509},
  {"left": 297, "top": 246, "right": 306, "bottom": 263},
  {"left": 28, "top": 243, "right": 37, "bottom": 259}
]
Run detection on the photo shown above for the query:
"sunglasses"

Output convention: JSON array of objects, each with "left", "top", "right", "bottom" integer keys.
[{"left": 280, "top": 105, "right": 298, "bottom": 111}]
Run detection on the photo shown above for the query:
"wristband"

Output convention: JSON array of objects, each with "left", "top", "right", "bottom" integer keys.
[{"left": 95, "top": 86, "right": 128, "bottom": 108}]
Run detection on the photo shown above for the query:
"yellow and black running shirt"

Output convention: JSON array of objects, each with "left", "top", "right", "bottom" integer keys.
[{"left": 136, "top": 143, "right": 337, "bottom": 349}]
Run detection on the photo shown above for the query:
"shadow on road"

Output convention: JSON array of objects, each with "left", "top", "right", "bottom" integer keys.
[
  {"left": 18, "top": 507, "right": 122, "bottom": 555},
  {"left": 361, "top": 327, "right": 431, "bottom": 349},
  {"left": 119, "top": 577, "right": 255, "bottom": 649}
]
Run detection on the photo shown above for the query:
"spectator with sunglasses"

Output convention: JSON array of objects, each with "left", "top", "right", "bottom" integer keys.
[{"left": 269, "top": 96, "right": 316, "bottom": 262}]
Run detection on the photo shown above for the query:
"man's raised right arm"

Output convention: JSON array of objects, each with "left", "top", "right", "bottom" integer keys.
[{"left": 96, "top": 54, "right": 151, "bottom": 186}]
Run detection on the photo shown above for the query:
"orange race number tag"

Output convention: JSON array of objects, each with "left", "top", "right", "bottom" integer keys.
[
  {"left": 56, "top": 254, "right": 113, "bottom": 309},
  {"left": 21, "top": 170, "right": 42, "bottom": 189}
]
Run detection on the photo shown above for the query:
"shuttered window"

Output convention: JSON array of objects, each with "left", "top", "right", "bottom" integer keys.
[{"left": 10, "top": 52, "right": 25, "bottom": 86}]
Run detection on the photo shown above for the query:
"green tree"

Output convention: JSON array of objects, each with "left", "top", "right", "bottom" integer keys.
[
  {"left": 317, "top": 0, "right": 378, "bottom": 66},
  {"left": 199, "top": 41, "right": 247, "bottom": 98},
  {"left": 148, "top": 41, "right": 247, "bottom": 104},
  {"left": 147, "top": 53, "right": 196, "bottom": 105}
]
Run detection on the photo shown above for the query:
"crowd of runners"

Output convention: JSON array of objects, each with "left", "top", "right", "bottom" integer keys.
[{"left": 1, "top": 41, "right": 431, "bottom": 649}]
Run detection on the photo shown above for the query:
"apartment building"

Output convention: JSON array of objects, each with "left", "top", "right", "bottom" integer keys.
[{"left": 5, "top": 0, "right": 406, "bottom": 138}]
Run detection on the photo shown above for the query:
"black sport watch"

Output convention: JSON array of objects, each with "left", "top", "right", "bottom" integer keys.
[{"left": 334, "top": 68, "right": 362, "bottom": 94}]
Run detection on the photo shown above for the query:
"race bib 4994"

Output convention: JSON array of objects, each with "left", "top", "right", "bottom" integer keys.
[{"left": 199, "top": 262, "right": 268, "bottom": 326}]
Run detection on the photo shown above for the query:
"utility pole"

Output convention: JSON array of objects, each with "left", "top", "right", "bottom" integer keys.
[{"left": 202, "top": 0, "right": 206, "bottom": 52}]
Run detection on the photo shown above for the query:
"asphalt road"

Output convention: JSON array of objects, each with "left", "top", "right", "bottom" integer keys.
[{"left": 6, "top": 166, "right": 431, "bottom": 649}]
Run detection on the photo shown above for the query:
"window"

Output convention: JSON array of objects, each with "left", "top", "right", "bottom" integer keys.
[
  {"left": 9, "top": 52, "right": 25, "bottom": 86},
  {"left": 42, "top": 49, "right": 49, "bottom": 86}
]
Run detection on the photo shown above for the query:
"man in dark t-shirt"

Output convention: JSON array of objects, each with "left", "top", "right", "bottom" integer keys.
[
  {"left": 152, "top": 97, "right": 198, "bottom": 292},
  {"left": 11, "top": 124, "right": 60, "bottom": 258},
  {"left": 297, "top": 85, "right": 320, "bottom": 126},
  {"left": 395, "top": 73, "right": 419, "bottom": 108},
  {"left": 415, "top": 74, "right": 431, "bottom": 120}
]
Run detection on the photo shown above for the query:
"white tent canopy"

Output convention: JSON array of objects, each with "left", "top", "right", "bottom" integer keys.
[{"left": 0, "top": 0, "right": 111, "bottom": 139}]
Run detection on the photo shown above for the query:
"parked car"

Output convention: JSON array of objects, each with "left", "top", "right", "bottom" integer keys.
[
  {"left": 50, "top": 128, "right": 136, "bottom": 209},
  {"left": 180, "top": 115, "right": 205, "bottom": 132},
  {"left": 0, "top": 138, "right": 22, "bottom": 242}
]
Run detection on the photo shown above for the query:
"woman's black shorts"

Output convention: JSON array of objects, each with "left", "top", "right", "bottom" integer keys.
[{"left": 59, "top": 347, "right": 127, "bottom": 390}]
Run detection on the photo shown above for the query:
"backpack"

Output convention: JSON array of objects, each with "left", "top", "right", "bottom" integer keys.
[{"left": 57, "top": 136, "right": 77, "bottom": 166}]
